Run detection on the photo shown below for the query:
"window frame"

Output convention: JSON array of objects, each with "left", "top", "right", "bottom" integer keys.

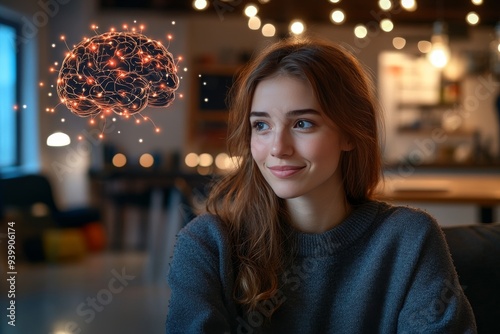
[{"left": 0, "top": 16, "right": 22, "bottom": 168}]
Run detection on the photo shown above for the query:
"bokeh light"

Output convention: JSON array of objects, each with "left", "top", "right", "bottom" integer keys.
[
  {"left": 112, "top": 153, "right": 127, "bottom": 167},
  {"left": 380, "top": 18, "right": 394, "bottom": 32},
  {"left": 378, "top": 0, "right": 392, "bottom": 11},
  {"left": 199, "top": 153, "right": 214, "bottom": 167},
  {"left": 401, "top": 0, "right": 417, "bottom": 11},
  {"left": 244, "top": 4, "right": 259, "bottom": 17},
  {"left": 289, "top": 20, "right": 306, "bottom": 35},
  {"left": 354, "top": 24, "right": 368, "bottom": 38},
  {"left": 185, "top": 152, "right": 199, "bottom": 167},
  {"left": 139, "top": 153, "right": 154, "bottom": 168},
  {"left": 418, "top": 40, "right": 432, "bottom": 53},
  {"left": 262, "top": 23, "right": 276, "bottom": 37},
  {"left": 248, "top": 16, "right": 261, "bottom": 30},
  {"left": 466, "top": 12, "right": 480, "bottom": 25},
  {"left": 193, "top": 0, "right": 208, "bottom": 10},
  {"left": 392, "top": 37, "right": 406, "bottom": 49},
  {"left": 330, "top": 9, "right": 345, "bottom": 24}
]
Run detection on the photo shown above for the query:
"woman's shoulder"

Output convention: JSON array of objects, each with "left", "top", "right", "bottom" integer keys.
[
  {"left": 375, "top": 201, "right": 440, "bottom": 235},
  {"left": 176, "top": 213, "right": 230, "bottom": 250}
]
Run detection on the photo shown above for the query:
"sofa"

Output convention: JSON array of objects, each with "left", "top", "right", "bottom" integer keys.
[{"left": 443, "top": 223, "right": 500, "bottom": 333}]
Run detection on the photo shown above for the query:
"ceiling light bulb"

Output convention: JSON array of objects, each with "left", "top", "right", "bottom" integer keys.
[
  {"left": 289, "top": 19, "right": 306, "bottom": 35},
  {"left": 192, "top": 0, "right": 208, "bottom": 10},
  {"left": 400, "top": 0, "right": 417, "bottom": 11},
  {"left": 330, "top": 9, "right": 345, "bottom": 24},
  {"left": 46, "top": 132, "right": 71, "bottom": 147},
  {"left": 378, "top": 0, "right": 392, "bottom": 11},
  {"left": 354, "top": 24, "right": 368, "bottom": 38},
  {"left": 466, "top": 12, "right": 480, "bottom": 25},
  {"left": 380, "top": 18, "right": 394, "bottom": 32},
  {"left": 244, "top": 4, "right": 259, "bottom": 17}
]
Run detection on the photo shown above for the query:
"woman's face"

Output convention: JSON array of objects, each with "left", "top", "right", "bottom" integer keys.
[{"left": 250, "top": 75, "right": 352, "bottom": 200}]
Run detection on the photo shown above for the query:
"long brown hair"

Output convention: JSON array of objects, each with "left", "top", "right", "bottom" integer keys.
[{"left": 206, "top": 37, "right": 382, "bottom": 314}]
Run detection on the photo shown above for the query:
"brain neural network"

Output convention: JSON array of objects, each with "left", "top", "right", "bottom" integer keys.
[{"left": 57, "top": 31, "right": 180, "bottom": 118}]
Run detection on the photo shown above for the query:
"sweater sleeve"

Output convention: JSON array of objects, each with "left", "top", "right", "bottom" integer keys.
[
  {"left": 396, "top": 211, "right": 477, "bottom": 333},
  {"left": 166, "top": 215, "right": 232, "bottom": 334}
]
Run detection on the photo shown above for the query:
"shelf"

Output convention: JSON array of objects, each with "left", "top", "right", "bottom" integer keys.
[{"left": 396, "top": 128, "right": 476, "bottom": 136}]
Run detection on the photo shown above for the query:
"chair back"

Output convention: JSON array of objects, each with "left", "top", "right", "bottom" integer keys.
[{"left": 0, "top": 174, "right": 60, "bottom": 213}]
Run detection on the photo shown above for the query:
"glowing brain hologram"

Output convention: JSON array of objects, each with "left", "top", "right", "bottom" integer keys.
[{"left": 56, "top": 31, "right": 180, "bottom": 118}]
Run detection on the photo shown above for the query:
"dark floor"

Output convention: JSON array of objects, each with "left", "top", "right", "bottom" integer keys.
[{"left": 0, "top": 251, "right": 170, "bottom": 334}]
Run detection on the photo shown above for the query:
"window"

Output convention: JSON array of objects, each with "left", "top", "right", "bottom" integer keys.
[{"left": 0, "top": 19, "right": 20, "bottom": 168}]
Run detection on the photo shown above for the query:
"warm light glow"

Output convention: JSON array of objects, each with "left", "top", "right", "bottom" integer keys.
[
  {"left": 466, "top": 12, "right": 480, "bottom": 25},
  {"left": 428, "top": 36, "right": 450, "bottom": 68},
  {"left": 471, "top": 0, "right": 483, "bottom": 5},
  {"left": 139, "top": 153, "right": 154, "bottom": 168},
  {"left": 380, "top": 19, "right": 394, "bottom": 32},
  {"left": 248, "top": 16, "right": 261, "bottom": 30},
  {"left": 330, "top": 9, "right": 345, "bottom": 24},
  {"left": 329, "top": 0, "right": 341, "bottom": 3},
  {"left": 262, "top": 23, "right": 276, "bottom": 37},
  {"left": 392, "top": 37, "right": 406, "bottom": 49},
  {"left": 354, "top": 24, "right": 368, "bottom": 38},
  {"left": 199, "top": 153, "right": 214, "bottom": 167},
  {"left": 401, "top": 0, "right": 417, "bottom": 11},
  {"left": 289, "top": 20, "right": 305, "bottom": 35},
  {"left": 46, "top": 132, "right": 71, "bottom": 147},
  {"left": 428, "top": 22, "right": 450, "bottom": 69},
  {"left": 215, "top": 153, "right": 231, "bottom": 170},
  {"left": 112, "top": 153, "right": 127, "bottom": 167},
  {"left": 193, "top": 0, "right": 208, "bottom": 10},
  {"left": 244, "top": 4, "right": 258, "bottom": 17},
  {"left": 378, "top": 0, "right": 392, "bottom": 11},
  {"left": 185, "top": 152, "right": 199, "bottom": 167},
  {"left": 418, "top": 40, "right": 432, "bottom": 53}
]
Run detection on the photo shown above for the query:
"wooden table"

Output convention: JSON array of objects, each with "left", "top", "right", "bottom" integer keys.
[{"left": 374, "top": 174, "right": 500, "bottom": 223}]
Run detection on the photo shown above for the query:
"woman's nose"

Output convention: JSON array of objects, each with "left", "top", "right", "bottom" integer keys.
[{"left": 271, "top": 130, "right": 293, "bottom": 158}]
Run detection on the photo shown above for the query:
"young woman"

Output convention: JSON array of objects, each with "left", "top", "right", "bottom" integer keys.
[{"left": 166, "top": 38, "right": 476, "bottom": 333}]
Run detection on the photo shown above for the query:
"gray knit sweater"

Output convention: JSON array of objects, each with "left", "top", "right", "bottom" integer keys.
[{"left": 166, "top": 201, "right": 476, "bottom": 333}]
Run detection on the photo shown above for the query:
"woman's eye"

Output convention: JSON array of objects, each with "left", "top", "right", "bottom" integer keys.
[
  {"left": 294, "top": 120, "right": 314, "bottom": 129},
  {"left": 252, "top": 121, "right": 270, "bottom": 131}
]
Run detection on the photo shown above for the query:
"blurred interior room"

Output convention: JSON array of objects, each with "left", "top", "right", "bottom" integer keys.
[{"left": 0, "top": 0, "right": 499, "bottom": 333}]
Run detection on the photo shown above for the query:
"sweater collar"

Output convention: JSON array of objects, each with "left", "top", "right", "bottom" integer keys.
[{"left": 285, "top": 201, "right": 382, "bottom": 257}]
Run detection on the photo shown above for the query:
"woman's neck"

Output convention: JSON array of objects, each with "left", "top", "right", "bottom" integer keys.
[{"left": 285, "top": 185, "right": 351, "bottom": 234}]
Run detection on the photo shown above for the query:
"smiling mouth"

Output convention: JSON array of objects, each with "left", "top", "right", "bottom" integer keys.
[{"left": 267, "top": 165, "right": 305, "bottom": 178}]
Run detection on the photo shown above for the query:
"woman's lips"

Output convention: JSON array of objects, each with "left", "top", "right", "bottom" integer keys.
[{"left": 267, "top": 165, "right": 305, "bottom": 178}]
